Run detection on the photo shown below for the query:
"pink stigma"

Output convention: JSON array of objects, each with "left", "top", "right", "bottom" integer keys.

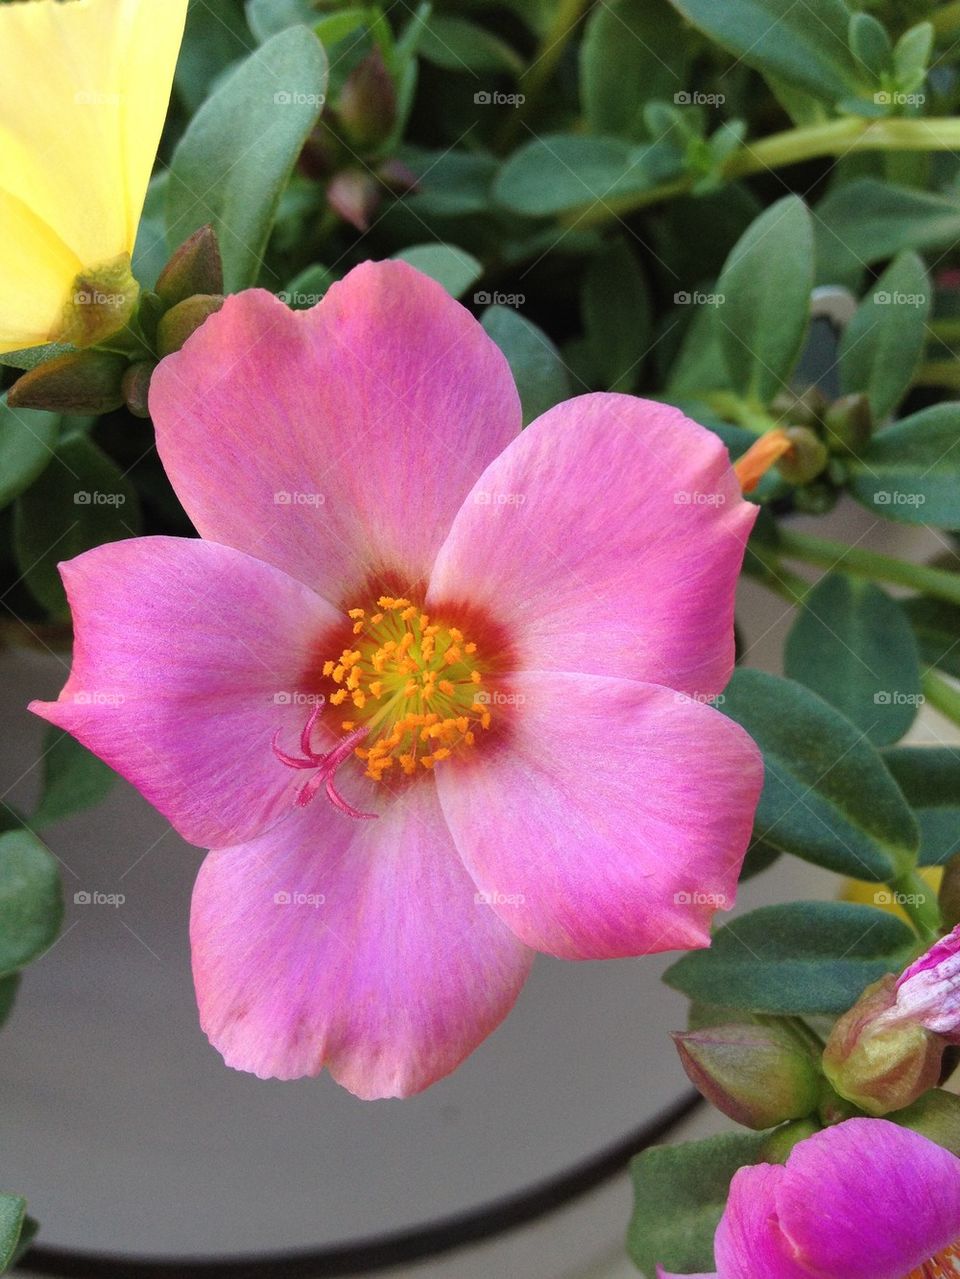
[{"left": 272, "top": 701, "right": 377, "bottom": 820}]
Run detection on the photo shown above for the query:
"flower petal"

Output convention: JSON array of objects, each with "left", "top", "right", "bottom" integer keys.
[
  {"left": 435, "top": 671, "right": 763, "bottom": 958},
  {"left": 894, "top": 922, "right": 960, "bottom": 1040},
  {"left": 773, "top": 1118, "right": 960, "bottom": 1279},
  {"left": 29, "top": 536, "right": 342, "bottom": 849},
  {"left": 191, "top": 782, "right": 533, "bottom": 1096},
  {"left": 149, "top": 262, "right": 522, "bottom": 601},
  {"left": 427, "top": 394, "right": 755, "bottom": 697},
  {"left": 714, "top": 1163, "right": 810, "bottom": 1279},
  {"left": 0, "top": 0, "right": 187, "bottom": 350}
]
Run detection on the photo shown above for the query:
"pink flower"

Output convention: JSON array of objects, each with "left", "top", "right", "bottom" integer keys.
[
  {"left": 31, "top": 261, "right": 762, "bottom": 1098},
  {"left": 658, "top": 1118, "right": 960, "bottom": 1279},
  {"left": 894, "top": 924, "right": 960, "bottom": 1041}
]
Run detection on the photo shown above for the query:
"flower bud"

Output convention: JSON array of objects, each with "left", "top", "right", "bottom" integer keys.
[
  {"left": 770, "top": 386, "right": 827, "bottom": 429},
  {"left": 895, "top": 923, "right": 960, "bottom": 1042},
  {"left": 7, "top": 350, "right": 127, "bottom": 414},
  {"left": 121, "top": 361, "right": 155, "bottom": 419},
  {"left": 156, "top": 294, "right": 224, "bottom": 358},
  {"left": 672, "top": 1022, "right": 821, "bottom": 1130},
  {"left": 155, "top": 226, "right": 224, "bottom": 308},
  {"left": 338, "top": 50, "right": 396, "bottom": 150},
  {"left": 61, "top": 254, "right": 139, "bottom": 348},
  {"left": 892, "top": 1088, "right": 960, "bottom": 1157},
  {"left": 758, "top": 1118, "right": 820, "bottom": 1163},
  {"left": 776, "top": 427, "right": 829, "bottom": 486},
  {"left": 822, "top": 974, "right": 945, "bottom": 1116},
  {"left": 327, "top": 170, "right": 381, "bottom": 232},
  {"left": 823, "top": 392, "right": 873, "bottom": 454}
]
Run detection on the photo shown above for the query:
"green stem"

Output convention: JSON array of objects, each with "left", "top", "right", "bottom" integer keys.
[
  {"left": 888, "top": 868, "right": 942, "bottom": 943},
  {"left": 932, "top": 1, "right": 960, "bottom": 38},
  {"left": 497, "top": 0, "right": 590, "bottom": 149},
  {"left": 569, "top": 117, "right": 960, "bottom": 227},
  {"left": 778, "top": 528, "right": 960, "bottom": 607},
  {"left": 704, "top": 391, "right": 779, "bottom": 434},
  {"left": 742, "top": 553, "right": 812, "bottom": 605},
  {"left": 914, "top": 359, "right": 960, "bottom": 388},
  {"left": 922, "top": 668, "right": 960, "bottom": 729}
]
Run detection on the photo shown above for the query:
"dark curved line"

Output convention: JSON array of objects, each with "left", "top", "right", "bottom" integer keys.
[{"left": 19, "top": 1091, "right": 702, "bottom": 1279}]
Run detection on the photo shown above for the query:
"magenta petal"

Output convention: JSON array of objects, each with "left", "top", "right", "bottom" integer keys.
[
  {"left": 894, "top": 922, "right": 960, "bottom": 1039},
  {"left": 436, "top": 672, "right": 763, "bottom": 958},
  {"left": 191, "top": 782, "right": 533, "bottom": 1096},
  {"left": 149, "top": 262, "right": 522, "bottom": 600},
  {"left": 29, "top": 537, "right": 342, "bottom": 849},
  {"left": 773, "top": 1118, "right": 960, "bottom": 1278},
  {"left": 714, "top": 1164, "right": 810, "bottom": 1279},
  {"left": 427, "top": 394, "right": 755, "bottom": 697}
]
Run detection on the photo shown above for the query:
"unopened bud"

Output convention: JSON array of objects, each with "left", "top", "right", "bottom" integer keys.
[
  {"left": 758, "top": 1118, "right": 820, "bottom": 1163},
  {"left": 327, "top": 170, "right": 381, "bottom": 232},
  {"left": 823, "top": 392, "right": 873, "bottom": 455},
  {"left": 893, "top": 1088, "right": 960, "bottom": 1157},
  {"left": 376, "top": 158, "right": 420, "bottom": 197},
  {"left": 792, "top": 479, "right": 837, "bottom": 515},
  {"left": 155, "top": 226, "right": 223, "bottom": 308},
  {"left": 771, "top": 385, "right": 827, "bottom": 429},
  {"left": 338, "top": 50, "right": 396, "bottom": 150},
  {"left": 156, "top": 294, "right": 224, "bottom": 358},
  {"left": 823, "top": 974, "right": 945, "bottom": 1116},
  {"left": 121, "top": 361, "right": 155, "bottom": 419},
  {"left": 776, "top": 426, "right": 829, "bottom": 485},
  {"left": 672, "top": 1022, "right": 821, "bottom": 1130},
  {"left": 8, "top": 350, "right": 127, "bottom": 414}
]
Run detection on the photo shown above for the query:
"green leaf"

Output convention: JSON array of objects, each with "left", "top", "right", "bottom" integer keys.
[
  {"left": 282, "top": 263, "right": 333, "bottom": 309},
  {"left": 0, "top": 830, "right": 63, "bottom": 977},
  {"left": 665, "top": 902, "right": 918, "bottom": 1015},
  {"left": 0, "top": 397, "right": 59, "bottom": 511},
  {"left": 815, "top": 180, "right": 960, "bottom": 285},
  {"left": 166, "top": 27, "right": 328, "bottom": 292},
  {"left": 721, "top": 669, "right": 919, "bottom": 879},
  {"left": 785, "top": 574, "right": 922, "bottom": 746},
  {"left": 245, "top": 0, "right": 316, "bottom": 43},
  {"left": 628, "top": 1130, "right": 770, "bottom": 1277},
  {"left": 402, "top": 148, "right": 498, "bottom": 216},
  {"left": 884, "top": 747, "right": 960, "bottom": 867},
  {"left": 838, "top": 251, "right": 930, "bottom": 420},
  {"left": 481, "top": 306, "right": 572, "bottom": 425},
  {"left": 0, "top": 343, "right": 75, "bottom": 372},
  {"left": 848, "top": 12, "right": 891, "bottom": 82},
  {"left": 493, "top": 134, "right": 681, "bottom": 218},
  {"left": 0, "top": 1195, "right": 27, "bottom": 1273},
  {"left": 715, "top": 196, "right": 813, "bottom": 405},
  {"left": 903, "top": 597, "right": 960, "bottom": 680},
  {"left": 580, "top": 0, "right": 688, "bottom": 140},
  {"left": 176, "top": 0, "right": 252, "bottom": 111},
  {"left": 13, "top": 434, "right": 140, "bottom": 617},
  {"left": 31, "top": 726, "right": 116, "bottom": 829},
  {"left": 893, "top": 22, "right": 933, "bottom": 93},
  {"left": 666, "top": 300, "right": 732, "bottom": 398},
  {"left": 131, "top": 172, "right": 171, "bottom": 292},
  {"left": 419, "top": 15, "right": 523, "bottom": 74},
  {"left": 393, "top": 244, "right": 483, "bottom": 298},
  {"left": 665, "top": 0, "right": 861, "bottom": 102},
  {"left": 848, "top": 404, "right": 960, "bottom": 527},
  {"left": 580, "top": 238, "right": 651, "bottom": 392}
]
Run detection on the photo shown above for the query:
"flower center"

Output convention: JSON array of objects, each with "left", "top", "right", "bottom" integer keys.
[
  {"left": 909, "top": 1242, "right": 960, "bottom": 1277},
  {"left": 322, "top": 595, "right": 492, "bottom": 781}
]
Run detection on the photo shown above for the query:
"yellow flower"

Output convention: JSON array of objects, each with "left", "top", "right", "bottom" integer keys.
[
  {"left": 0, "top": 0, "right": 188, "bottom": 354},
  {"left": 843, "top": 865, "right": 943, "bottom": 925}
]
